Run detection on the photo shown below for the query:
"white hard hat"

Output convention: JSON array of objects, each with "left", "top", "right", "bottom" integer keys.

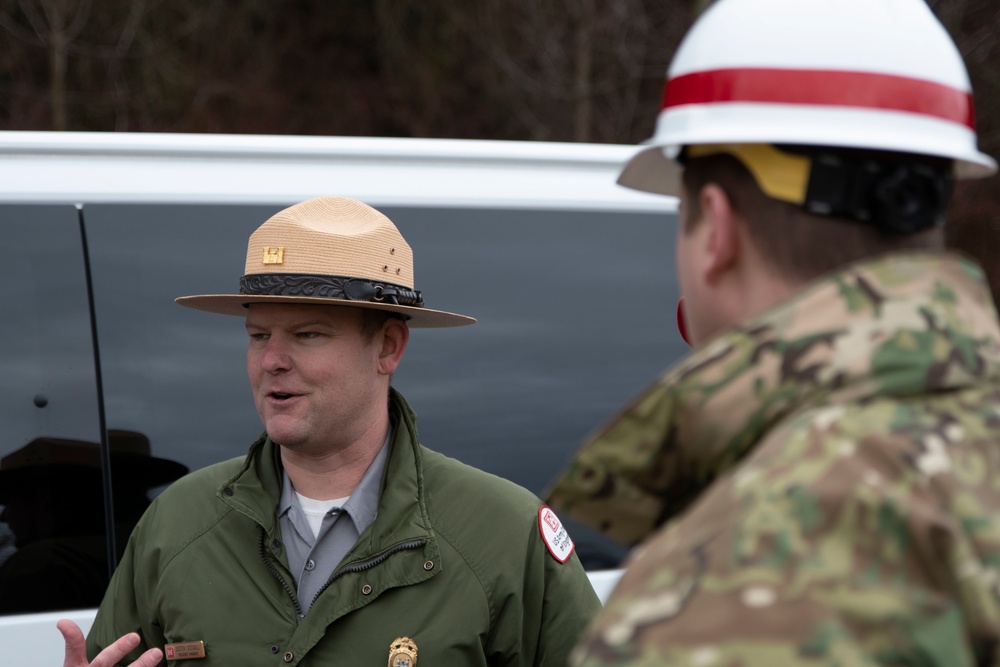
[{"left": 618, "top": 0, "right": 998, "bottom": 196}]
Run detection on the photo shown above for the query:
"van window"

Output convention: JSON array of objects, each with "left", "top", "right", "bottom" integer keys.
[
  {"left": 0, "top": 199, "right": 683, "bottom": 615},
  {"left": 0, "top": 204, "right": 107, "bottom": 614},
  {"left": 0, "top": 200, "right": 683, "bottom": 615},
  {"left": 82, "top": 203, "right": 682, "bottom": 569}
]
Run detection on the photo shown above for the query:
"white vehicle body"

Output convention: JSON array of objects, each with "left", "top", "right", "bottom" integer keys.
[
  {"left": 0, "top": 131, "right": 676, "bottom": 665},
  {"left": 0, "top": 131, "right": 672, "bottom": 209}
]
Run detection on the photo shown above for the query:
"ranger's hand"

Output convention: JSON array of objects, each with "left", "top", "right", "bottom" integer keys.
[{"left": 58, "top": 619, "right": 162, "bottom": 667}]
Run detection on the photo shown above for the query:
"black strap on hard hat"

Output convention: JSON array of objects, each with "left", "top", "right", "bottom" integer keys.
[
  {"left": 794, "top": 147, "right": 953, "bottom": 234},
  {"left": 680, "top": 144, "right": 954, "bottom": 234}
]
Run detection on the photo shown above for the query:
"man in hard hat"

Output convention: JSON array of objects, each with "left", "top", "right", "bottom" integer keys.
[
  {"left": 62, "top": 197, "right": 599, "bottom": 667},
  {"left": 547, "top": 0, "right": 1000, "bottom": 664}
]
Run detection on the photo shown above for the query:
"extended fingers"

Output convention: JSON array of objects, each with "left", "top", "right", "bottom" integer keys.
[
  {"left": 58, "top": 618, "right": 162, "bottom": 667},
  {"left": 86, "top": 630, "right": 161, "bottom": 667},
  {"left": 128, "top": 647, "right": 163, "bottom": 667},
  {"left": 89, "top": 631, "right": 141, "bottom": 667}
]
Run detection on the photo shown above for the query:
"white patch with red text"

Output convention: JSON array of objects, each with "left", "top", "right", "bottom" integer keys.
[{"left": 538, "top": 505, "right": 574, "bottom": 563}]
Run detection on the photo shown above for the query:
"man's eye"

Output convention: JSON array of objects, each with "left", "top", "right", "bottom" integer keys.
[
  {"left": 248, "top": 333, "right": 268, "bottom": 341},
  {"left": 297, "top": 332, "right": 319, "bottom": 339}
]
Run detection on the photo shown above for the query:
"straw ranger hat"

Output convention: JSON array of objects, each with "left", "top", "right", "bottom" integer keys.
[{"left": 176, "top": 197, "right": 475, "bottom": 327}]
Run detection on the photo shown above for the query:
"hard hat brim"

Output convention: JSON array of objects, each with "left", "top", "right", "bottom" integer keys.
[{"left": 618, "top": 104, "right": 999, "bottom": 197}]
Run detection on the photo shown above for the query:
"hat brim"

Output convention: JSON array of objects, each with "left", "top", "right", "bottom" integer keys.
[
  {"left": 618, "top": 132, "right": 999, "bottom": 196},
  {"left": 175, "top": 294, "right": 476, "bottom": 328}
]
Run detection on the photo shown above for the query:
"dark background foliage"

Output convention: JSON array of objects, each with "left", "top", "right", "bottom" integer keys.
[{"left": 1, "top": 0, "right": 998, "bottom": 298}]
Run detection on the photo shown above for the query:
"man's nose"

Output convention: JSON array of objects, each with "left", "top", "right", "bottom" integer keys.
[{"left": 259, "top": 336, "right": 292, "bottom": 371}]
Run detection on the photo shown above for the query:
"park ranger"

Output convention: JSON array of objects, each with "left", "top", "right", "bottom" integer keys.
[{"left": 62, "top": 196, "right": 599, "bottom": 666}]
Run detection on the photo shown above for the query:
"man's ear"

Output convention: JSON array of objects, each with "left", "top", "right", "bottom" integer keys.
[
  {"left": 377, "top": 317, "right": 409, "bottom": 375},
  {"left": 699, "top": 183, "right": 741, "bottom": 285}
]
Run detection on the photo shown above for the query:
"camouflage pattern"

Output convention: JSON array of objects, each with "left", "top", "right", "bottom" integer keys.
[{"left": 546, "top": 252, "right": 1000, "bottom": 666}]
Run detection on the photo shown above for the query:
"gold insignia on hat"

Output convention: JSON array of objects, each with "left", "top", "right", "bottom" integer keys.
[
  {"left": 387, "top": 637, "right": 418, "bottom": 667},
  {"left": 262, "top": 247, "right": 285, "bottom": 265}
]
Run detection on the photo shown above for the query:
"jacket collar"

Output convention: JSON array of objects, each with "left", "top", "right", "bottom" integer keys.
[
  {"left": 546, "top": 252, "right": 1000, "bottom": 546},
  {"left": 359, "top": 388, "right": 435, "bottom": 555},
  {"left": 221, "top": 388, "right": 434, "bottom": 555}
]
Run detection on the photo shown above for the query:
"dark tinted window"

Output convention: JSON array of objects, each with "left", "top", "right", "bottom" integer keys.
[
  {"left": 387, "top": 206, "right": 681, "bottom": 493},
  {"left": 85, "top": 204, "right": 267, "bottom": 474},
  {"left": 0, "top": 204, "right": 108, "bottom": 614},
  {"left": 11, "top": 205, "right": 684, "bottom": 567},
  {"left": 84, "top": 203, "right": 683, "bottom": 568},
  {"left": 0, "top": 195, "right": 683, "bottom": 615}
]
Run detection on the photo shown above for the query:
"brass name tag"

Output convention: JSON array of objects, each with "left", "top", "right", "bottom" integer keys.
[{"left": 164, "top": 641, "right": 206, "bottom": 661}]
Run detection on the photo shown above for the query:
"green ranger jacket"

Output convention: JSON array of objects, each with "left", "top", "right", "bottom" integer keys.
[
  {"left": 546, "top": 252, "right": 1000, "bottom": 666},
  {"left": 89, "top": 389, "right": 600, "bottom": 666}
]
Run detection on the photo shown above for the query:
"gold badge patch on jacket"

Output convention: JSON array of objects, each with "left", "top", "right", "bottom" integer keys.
[{"left": 387, "top": 636, "right": 418, "bottom": 667}]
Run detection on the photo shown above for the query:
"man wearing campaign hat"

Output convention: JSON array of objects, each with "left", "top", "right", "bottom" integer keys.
[
  {"left": 547, "top": 0, "right": 1000, "bottom": 664},
  {"left": 63, "top": 197, "right": 599, "bottom": 667}
]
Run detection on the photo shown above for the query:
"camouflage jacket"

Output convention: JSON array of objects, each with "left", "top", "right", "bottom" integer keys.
[{"left": 546, "top": 252, "right": 1000, "bottom": 666}]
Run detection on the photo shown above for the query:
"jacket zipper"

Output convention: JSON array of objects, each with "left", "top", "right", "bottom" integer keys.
[
  {"left": 309, "top": 538, "right": 427, "bottom": 609},
  {"left": 258, "top": 527, "right": 427, "bottom": 619},
  {"left": 258, "top": 528, "right": 305, "bottom": 619}
]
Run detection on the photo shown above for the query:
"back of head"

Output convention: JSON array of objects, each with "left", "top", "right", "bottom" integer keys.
[{"left": 679, "top": 146, "right": 951, "bottom": 281}]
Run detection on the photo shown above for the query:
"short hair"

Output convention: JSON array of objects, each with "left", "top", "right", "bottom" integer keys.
[
  {"left": 357, "top": 307, "right": 407, "bottom": 342},
  {"left": 680, "top": 152, "right": 944, "bottom": 283}
]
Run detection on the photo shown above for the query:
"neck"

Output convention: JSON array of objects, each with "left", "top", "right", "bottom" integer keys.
[
  {"left": 721, "top": 252, "right": 802, "bottom": 332},
  {"left": 280, "top": 414, "right": 389, "bottom": 500}
]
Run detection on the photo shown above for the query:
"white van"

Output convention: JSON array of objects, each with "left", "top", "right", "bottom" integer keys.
[{"left": 0, "top": 131, "right": 680, "bottom": 664}]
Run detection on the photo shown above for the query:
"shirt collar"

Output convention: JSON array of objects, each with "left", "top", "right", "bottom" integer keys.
[{"left": 278, "top": 427, "right": 392, "bottom": 536}]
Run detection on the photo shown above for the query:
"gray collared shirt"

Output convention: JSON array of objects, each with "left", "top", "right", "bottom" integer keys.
[{"left": 277, "top": 433, "right": 389, "bottom": 613}]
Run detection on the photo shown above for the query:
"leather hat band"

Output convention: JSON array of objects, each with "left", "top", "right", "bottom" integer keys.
[{"left": 240, "top": 274, "right": 425, "bottom": 308}]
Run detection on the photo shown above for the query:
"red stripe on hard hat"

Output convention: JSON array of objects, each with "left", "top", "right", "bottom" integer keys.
[{"left": 662, "top": 68, "right": 975, "bottom": 129}]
